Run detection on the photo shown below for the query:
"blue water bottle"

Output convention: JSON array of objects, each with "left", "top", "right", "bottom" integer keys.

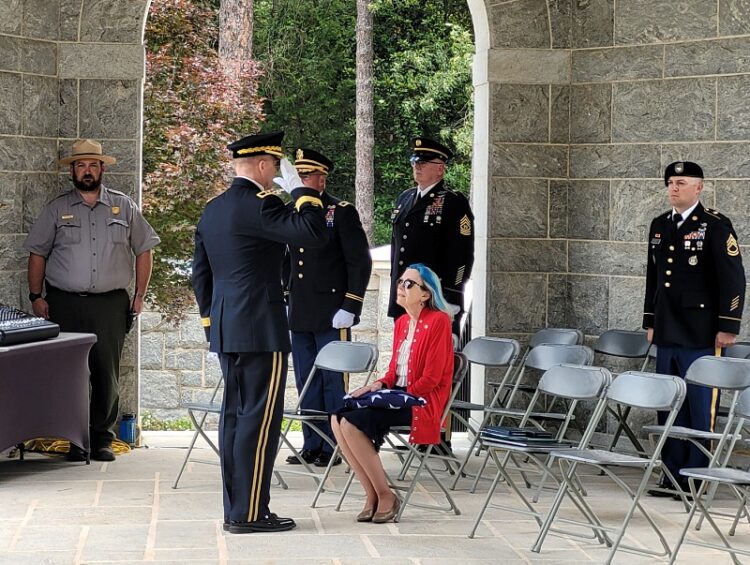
[{"left": 119, "top": 413, "right": 136, "bottom": 446}]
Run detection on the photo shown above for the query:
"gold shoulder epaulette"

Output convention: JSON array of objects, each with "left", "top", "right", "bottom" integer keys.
[
  {"left": 257, "top": 189, "right": 282, "bottom": 199},
  {"left": 705, "top": 208, "right": 723, "bottom": 219},
  {"left": 338, "top": 201, "right": 352, "bottom": 207}
]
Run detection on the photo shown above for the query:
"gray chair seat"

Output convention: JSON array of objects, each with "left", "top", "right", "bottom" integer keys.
[
  {"left": 644, "top": 424, "right": 741, "bottom": 442},
  {"left": 550, "top": 448, "right": 652, "bottom": 467},
  {"left": 485, "top": 407, "right": 569, "bottom": 421},
  {"left": 451, "top": 399, "right": 486, "bottom": 411},
  {"left": 680, "top": 466, "right": 750, "bottom": 485},
  {"left": 181, "top": 401, "right": 221, "bottom": 413}
]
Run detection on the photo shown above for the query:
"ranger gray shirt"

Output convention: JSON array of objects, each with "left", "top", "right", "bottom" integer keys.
[{"left": 23, "top": 186, "right": 160, "bottom": 293}]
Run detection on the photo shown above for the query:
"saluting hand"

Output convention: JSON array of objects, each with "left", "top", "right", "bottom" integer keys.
[{"left": 279, "top": 158, "right": 304, "bottom": 193}]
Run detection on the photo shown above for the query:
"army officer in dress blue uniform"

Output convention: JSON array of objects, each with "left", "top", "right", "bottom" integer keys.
[
  {"left": 643, "top": 161, "right": 746, "bottom": 497},
  {"left": 192, "top": 131, "right": 326, "bottom": 533},
  {"left": 283, "top": 148, "right": 372, "bottom": 468},
  {"left": 388, "top": 137, "right": 474, "bottom": 337}
]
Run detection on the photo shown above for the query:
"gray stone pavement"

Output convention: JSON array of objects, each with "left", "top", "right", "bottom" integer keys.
[{"left": 0, "top": 432, "right": 744, "bottom": 564}]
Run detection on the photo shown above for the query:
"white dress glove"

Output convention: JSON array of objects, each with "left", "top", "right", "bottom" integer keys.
[
  {"left": 446, "top": 302, "right": 461, "bottom": 316},
  {"left": 332, "top": 309, "right": 355, "bottom": 329},
  {"left": 280, "top": 157, "right": 304, "bottom": 193},
  {"left": 273, "top": 176, "right": 290, "bottom": 193}
]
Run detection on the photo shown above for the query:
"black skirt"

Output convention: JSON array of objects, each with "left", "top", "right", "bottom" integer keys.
[{"left": 335, "top": 400, "right": 413, "bottom": 450}]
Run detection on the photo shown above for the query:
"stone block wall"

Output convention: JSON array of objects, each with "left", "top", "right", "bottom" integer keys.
[
  {"left": 473, "top": 0, "right": 750, "bottom": 438},
  {"left": 480, "top": 0, "right": 750, "bottom": 343},
  {"left": 0, "top": 1, "right": 148, "bottom": 415}
]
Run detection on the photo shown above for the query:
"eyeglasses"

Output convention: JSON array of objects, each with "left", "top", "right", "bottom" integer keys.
[
  {"left": 410, "top": 156, "right": 443, "bottom": 167},
  {"left": 397, "top": 278, "right": 426, "bottom": 290}
]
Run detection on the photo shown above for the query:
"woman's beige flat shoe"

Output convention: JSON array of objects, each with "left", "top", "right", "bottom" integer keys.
[
  {"left": 372, "top": 497, "right": 401, "bottom": 523},
  {"left": 356, "top": 506, "right": 376, "bottom": 522}
]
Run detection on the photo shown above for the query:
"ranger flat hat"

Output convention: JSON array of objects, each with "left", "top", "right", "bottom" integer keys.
[
  {"left": 410, "top": 137, "right": 453, "bottom": 163},
  {"left": 664, "top": 161, "right": 703, "bottom": 185},
  {"left": 227, "top": 130, "right": 285, "bottom": 159},
  {"left": 59, "top": 139, "right": 116, "bottom": 166},
  {"left": 294, "top": 148, "right": 333, "bottom": 175}
]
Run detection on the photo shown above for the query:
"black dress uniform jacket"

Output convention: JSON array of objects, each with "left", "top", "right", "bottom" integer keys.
[
  {"left": 388, "top": 180, "right": 474, "bottom": 318},
  {"left": 192, "top": 178, "right": 326, "bottom": 352},
  {"left": 643, "top": 202, "right": 745, "bottom": 348},
  {"left": 284, "top": 192, "right": 372, "bottom": 332}
]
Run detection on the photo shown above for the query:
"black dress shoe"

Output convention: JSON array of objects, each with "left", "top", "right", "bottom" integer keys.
[
  {"left": 285, "top": 449, "right": 318, "bottom": 465},
  {"left": 647, "top": 482, "right": 675, "bottom": 498},
  {"left": 91, "top": 446, "right": 115, "bottom": 462},
  {"left": 313, "top": 452, "right": 342, "bottom": 467},
  {"left": 228, "top": 514, "right": 296, "bottom": 534},
  {"left": 66, "top": 445, "right": 88, "bottom": 462}
]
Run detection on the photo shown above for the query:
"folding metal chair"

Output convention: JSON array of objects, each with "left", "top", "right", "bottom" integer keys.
[
  {"left": 642, "top": 355, "right": 750, "bottom": 502},
  {"left": 172, "top": 374, "right": 224, "bottom": 489},
  {"left": 275, "top": 341, "right": 378, "bottom": 498},
  {"left": 468, "top": 364, "right": 612, "bottom": 538},
  {"left": 593, "top": 329, "right": 652, "bottom": 454},
  {"left": 458, "top": 343, "right": 595, "bottom": 492},
  {"left": 448, "top": 337, "right": 521, "bottom": 488},
  {"left": 334, "top": 352, "right": 470, "bottom": 521},
  {"left": 530, "top": 371, "right": 687, "bottom": 564},
  {"left": 501, "top": 328, "right": 584, "bottom": 410},
  {"left": 669, "top": 385, "right": 750, "bottom": 565}
]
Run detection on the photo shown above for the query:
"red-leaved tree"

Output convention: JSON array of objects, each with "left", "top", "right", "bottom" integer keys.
[{"left": 143, "top": 0, "right": 265, "bottom": 320}]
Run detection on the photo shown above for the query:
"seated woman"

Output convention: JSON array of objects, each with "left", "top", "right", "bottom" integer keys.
[{"left": 331, "top": 263, "right": 454, "bottom": 523}]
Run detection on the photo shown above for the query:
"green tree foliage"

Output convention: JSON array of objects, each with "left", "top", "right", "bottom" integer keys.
[
  {"left": 254, "top": 0, "right": 473, "bottom": 245},
  {"left": 143, "top": 0, "right": 264, "bottom": 320}
]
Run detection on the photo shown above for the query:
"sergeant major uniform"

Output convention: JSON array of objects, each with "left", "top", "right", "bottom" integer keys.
[
  {"left": 284, "top": 149, "right": 372, "bottom": 467},
  {"left": 389, "top": 138, "right": 474, "bottom": 335},
  {"left": 643, "top": 161, "right": 745, "bottom": 494},
  {"left": 191, "top": 131, "right": 326, "bottom": 532}
]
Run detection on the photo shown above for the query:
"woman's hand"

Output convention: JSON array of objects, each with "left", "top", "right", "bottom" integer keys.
[{"left": 350, "top": 380, "right": 385, "bottom": 398}]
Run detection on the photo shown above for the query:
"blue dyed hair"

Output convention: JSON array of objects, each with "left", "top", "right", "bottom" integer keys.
[{"left": 406, "top": 263, "right": 452, "bottom": 318}]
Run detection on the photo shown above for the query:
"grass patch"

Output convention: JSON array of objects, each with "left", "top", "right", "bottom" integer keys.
[{"left": 140, "top": 411, "right": 304, "bottom": 433}]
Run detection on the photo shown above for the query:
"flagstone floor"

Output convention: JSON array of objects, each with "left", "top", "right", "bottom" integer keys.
[{"left": 0, "top": 432, "right": 745, "bottom": 564}]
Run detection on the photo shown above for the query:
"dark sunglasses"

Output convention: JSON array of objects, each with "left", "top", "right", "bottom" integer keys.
[{"left": 397, "top": 278, "right": 426, "bottom": 290}]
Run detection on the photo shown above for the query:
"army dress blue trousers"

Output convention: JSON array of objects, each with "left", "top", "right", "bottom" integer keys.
[
  {"left": 219, "top": 351, "right": 287, "bottom": 523},
  {"left": 291, "top": 328, "right": 350, "bottom": 454},
  {"left": 655, "top": 344, "right": 719, "bottom": 487}
]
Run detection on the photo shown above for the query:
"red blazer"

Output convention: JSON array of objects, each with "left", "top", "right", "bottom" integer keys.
[{"left": 377, "top": 308, "right": 454, "bottom": 444}]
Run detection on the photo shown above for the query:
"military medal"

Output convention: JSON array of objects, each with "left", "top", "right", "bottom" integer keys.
[
  {"left": 684, "top": 240, "right": 691, "bottom": 249},
  {"left": 688, "top": 255, "right": 698, "bottom": 266},
  {"left": 325, "top": 206, "right": 335, "bottom": 227}
]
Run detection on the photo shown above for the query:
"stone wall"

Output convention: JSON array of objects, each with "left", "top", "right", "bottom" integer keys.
[
  {"left": 473, "top": 0, "right": 750, "bottom": 436},
  {"left": 477, "top": 0, "right": 750, "bottom": 341},
  {"left": 139, "top": 249, "right": 393, "bottom": 427},
  {"left": 0, "top": 1, "right": 148, "bottom": 415}
]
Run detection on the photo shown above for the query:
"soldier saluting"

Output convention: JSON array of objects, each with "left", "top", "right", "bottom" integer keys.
[
  {"left": 644, "top": 161, "right": 746, "bottom": 498},
  {"left": 192, "top": 131, "right": 326, "bottom": 533}
]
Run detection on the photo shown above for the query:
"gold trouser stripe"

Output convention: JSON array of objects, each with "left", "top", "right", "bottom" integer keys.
[
  {"left": 710, "top": 386, "right": 719, "bottom": 433},
  {"left": 201, "top": 317, "right": 210, "bottom": 327},
  {"left": 248, "top": 352, "right": 283, "bottom": 521},
  {"left": 710, "top": 347, "right": 722, "bottom": 433},
  {"left": 340, "top": 328, "right": 350, "bottom": 391}
]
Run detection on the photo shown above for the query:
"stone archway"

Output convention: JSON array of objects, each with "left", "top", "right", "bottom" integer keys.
[{"left": 4, "top": 0, "right": 750, "bottom": 424}]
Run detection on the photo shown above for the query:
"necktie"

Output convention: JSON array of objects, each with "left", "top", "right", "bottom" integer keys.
[{"left": 672, "top": 213, "right": 681, "bottom": 226}]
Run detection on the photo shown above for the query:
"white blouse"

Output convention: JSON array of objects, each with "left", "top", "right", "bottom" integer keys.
[{"left": 395, "top": 319, "right": 417, "bottom": 387}]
